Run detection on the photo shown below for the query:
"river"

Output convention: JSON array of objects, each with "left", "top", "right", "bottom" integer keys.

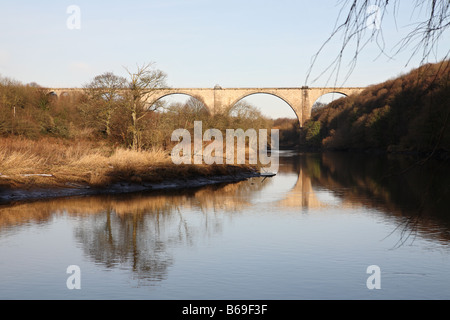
[{"left": 0, "top": 151, "right": 449, "bottom": 300}]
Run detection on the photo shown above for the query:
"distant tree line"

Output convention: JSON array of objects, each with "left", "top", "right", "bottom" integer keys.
[{"left": 0, "top": 63, "right": 277, "bottom": 151}]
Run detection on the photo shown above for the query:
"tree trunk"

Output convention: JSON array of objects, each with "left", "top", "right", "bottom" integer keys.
[{"left": 131, "top": 102, "right": 138, "bottom": 151}]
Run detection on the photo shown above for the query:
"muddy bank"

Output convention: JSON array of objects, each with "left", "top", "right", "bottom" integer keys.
[{"left": 0, "top": 171, "right": 266, "bottom": 205}]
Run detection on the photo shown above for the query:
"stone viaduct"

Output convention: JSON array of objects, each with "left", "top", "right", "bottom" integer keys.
[{"left": 48, "top": 86, "right": 366, "bottom": 126}]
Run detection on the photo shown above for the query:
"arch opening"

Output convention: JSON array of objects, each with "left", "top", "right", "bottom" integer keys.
[
  {"left": 149, "top": 93, "right": 210, "bottom": 116},
  {"left": 231, "top": 93, "right": 301, "bottom": 150},
  {"left": 230, "top": 92, "right": 298, "bottom": 120},
  {"left": 230, "top": 93, "right": 297, "bottom": 120},
  {"left": 312, "top": 92, "right": 347, "bottom": 112},
  {"left": 47, "top": 91, "right": 58, "bottom": 101}
]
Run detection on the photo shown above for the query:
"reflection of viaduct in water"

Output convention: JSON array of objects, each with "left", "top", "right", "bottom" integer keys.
[
  {"left": 277, "top": 166, "right": 366, "bottom": 210},
  {"left": 277, "top": 169, "right": 323, "bottom": 209}
]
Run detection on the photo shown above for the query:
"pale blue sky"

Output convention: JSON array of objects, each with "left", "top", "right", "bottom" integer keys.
[{"left": 0, "top": 0, "right": 448, "bottom": 118}]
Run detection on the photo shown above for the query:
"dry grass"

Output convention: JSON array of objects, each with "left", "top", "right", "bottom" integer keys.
[{"left": 0, "top": 137, "right": 253, "bottom": 190}]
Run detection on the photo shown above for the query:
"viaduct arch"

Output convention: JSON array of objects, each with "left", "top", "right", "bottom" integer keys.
[
  {"left": 47, "top": 86, "right": 366, "bottom": 126},
  {"left": 146, "top": 87, "right": 365, "bottom": 126}
]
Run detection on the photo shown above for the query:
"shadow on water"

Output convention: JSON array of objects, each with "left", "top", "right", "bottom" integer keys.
[
  {"left": 304, "top": 152, "right": 450, "bottom": 247},
  {"left": 0, "top": 151, "right": 449, "bottom": 284}
]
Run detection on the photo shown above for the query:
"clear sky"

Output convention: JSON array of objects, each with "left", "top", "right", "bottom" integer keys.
[{"left": 0, "top": 0, "right": 448, "bottom": 118}]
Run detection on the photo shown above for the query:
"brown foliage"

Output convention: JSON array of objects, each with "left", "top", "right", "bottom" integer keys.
[{"left": 307, "top": 60, "right": 450, "bottom": 154}]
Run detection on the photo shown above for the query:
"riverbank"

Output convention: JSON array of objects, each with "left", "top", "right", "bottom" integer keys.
[
  {"left": 0, "top": 137, "right": 262, "bottom": 204},
  {"left": 0, "top": 169, "right": 261, "bottom": 205}
]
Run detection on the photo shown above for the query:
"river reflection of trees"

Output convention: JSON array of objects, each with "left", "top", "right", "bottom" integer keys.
[
  {"left": 0, "top": 178, "right": 273, "bottom": 284},
  {"left": 0, "top": 152, "right": 449, "bottom": 283},
  {"left": 304, "top": 152, "right": 450, "bottom": 246}
]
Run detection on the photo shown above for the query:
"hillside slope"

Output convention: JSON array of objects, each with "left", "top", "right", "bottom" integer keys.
[{"left": 304, "top": 61, "right": 450, "bottom": 155}]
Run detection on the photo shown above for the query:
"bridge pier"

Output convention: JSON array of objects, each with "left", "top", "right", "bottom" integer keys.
[{"left": 302, "top": 87, "right": 310, "bottom": 126}]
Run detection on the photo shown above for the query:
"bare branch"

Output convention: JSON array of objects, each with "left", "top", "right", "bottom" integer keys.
[{"left": 306, "top": 0, "right": 450, "bottom": 86}]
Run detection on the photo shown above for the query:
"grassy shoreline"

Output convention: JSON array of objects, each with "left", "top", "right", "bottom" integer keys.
[{"left": 0, "top": 137, "right": 258, "bottom": 193}]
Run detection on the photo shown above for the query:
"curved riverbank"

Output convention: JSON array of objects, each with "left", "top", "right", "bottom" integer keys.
[
  {"left": 0, "top": 168, "right": 263, "bottom": 205},
  {"left": 0, "top": 137, "right": 271, "bottom": 204}
]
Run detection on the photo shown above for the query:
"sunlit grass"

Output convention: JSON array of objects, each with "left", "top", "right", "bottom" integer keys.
[{"left": 0, "top": 137, "right": 253, "bottom": 189}]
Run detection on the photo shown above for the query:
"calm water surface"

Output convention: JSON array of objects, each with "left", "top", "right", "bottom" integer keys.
[{"left": 0, "top": 152, "right": 449, "bottom": 300}]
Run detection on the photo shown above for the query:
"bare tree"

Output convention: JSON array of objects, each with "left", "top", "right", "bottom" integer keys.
[
  {"left": 306, "top": 0, "right": 450, "bottom": 86},
  {"left": 83, "top": 72, "right": 127, "bottom": 137},
  {"left": 185, "top": 96, "right": 209, "bottom": 116},
  {"left": 124, "top": 63, "right": 168, "bottom": 150}
]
